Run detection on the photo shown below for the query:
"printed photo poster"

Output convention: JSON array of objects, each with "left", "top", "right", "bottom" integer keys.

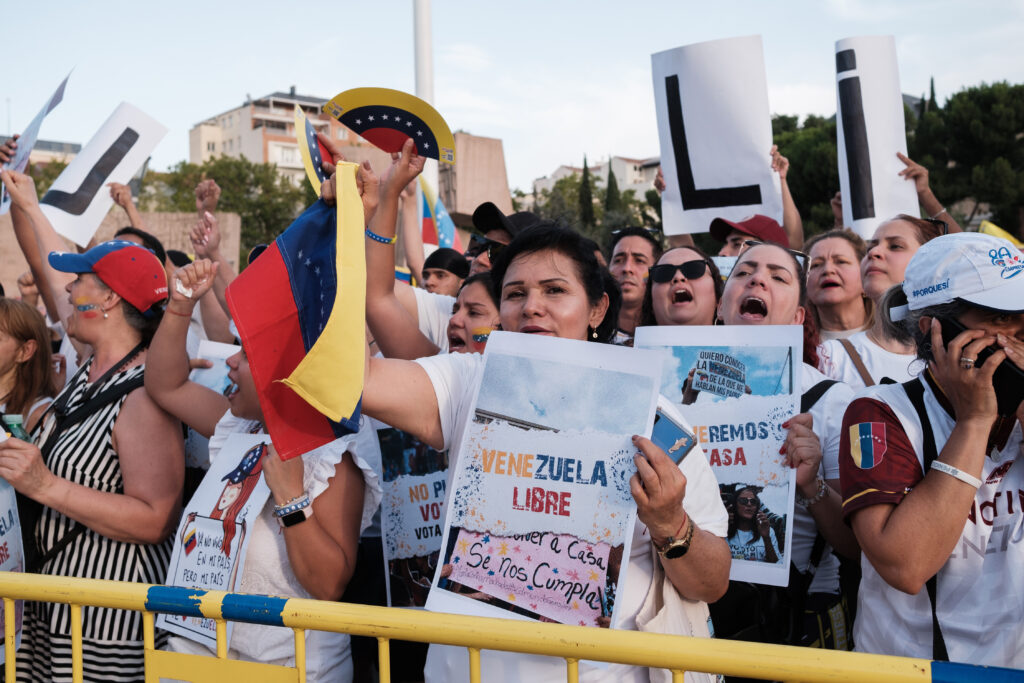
[
  {"left": 0, "top": 72, "right": 70, "bottom": 215},
  {"left": 40, "top": 102, "right": 167, "bottom": 246},
  {"left": 378, "top": 426, "right": 449, "bottom": 607},
  {"left": 835, "top": 35, "right": 918, "bottom": 239},
  {"left": 427, "top": 332, "right": 661, "bottom": 628},
  {"left": 0, "top": 477, "right": 24, "bottom": 657},
  {"left": 635, "top": 325, "right": 800, "bottom": 586},
  {"left": 158, "top": 434, "right": 271, "bottom": 648},
  {"left": 652, "top": 36, "right": 782, "bottom": 236},
  {"left": 184, "top": 340, "right": 240, "bottom": 470}
]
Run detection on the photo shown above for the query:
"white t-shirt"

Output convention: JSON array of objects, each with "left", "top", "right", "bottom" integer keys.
[
  {"left": 728, "top": 527, "right": 782, "bottom": 563},
  {"left": 414, "top": 352, "right": 728, "bottom": 683},
  {"left": 841, "top": 379, "right": 1024, "bottom": 666},
  {"left": 414, "top": 287, "right": 456, "bottom": 353},
  {"left": 167, "top": 411, "right": 383, "bottom": 682},
  {"left": 790, "top": 364, "right": 853, "bottom": 595},
  {"left": 818, "top": 331, "right": 922, "bottom": 391}
]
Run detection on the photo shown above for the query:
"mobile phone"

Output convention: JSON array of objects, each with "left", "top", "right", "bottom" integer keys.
[
  {"left": 939, "top": 317, "right": 1024, "bottom": 416},
  {"left": 651, "top": 409, "right": 697, "bottom": 464}
]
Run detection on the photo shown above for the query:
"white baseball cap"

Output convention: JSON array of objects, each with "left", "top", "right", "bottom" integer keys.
[{"left": 892, "top": 233, "right": 1024, "bottom": 320}]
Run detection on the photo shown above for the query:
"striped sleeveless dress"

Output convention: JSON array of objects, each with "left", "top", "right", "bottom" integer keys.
[{"left": 18, "top": 360, "right": 173, "bottom": 682}]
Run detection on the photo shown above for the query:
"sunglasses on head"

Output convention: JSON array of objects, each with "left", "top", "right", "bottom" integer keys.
[
  {"left": 923, "top": 217, "right": 949, "bottom": 235},
  {"left": 742, "top": 240, "right": 809, "bottom": 269},
  {"left": 649, "top": 259, "right": 709, "bottom": 283},
  {"left": 465, "top": 234, "right": 506, "bottom": 261}
]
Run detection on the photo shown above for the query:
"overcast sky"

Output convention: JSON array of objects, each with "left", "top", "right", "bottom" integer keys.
[{"left": 8, "top": 1, "right": 1023, "bottom": 191}]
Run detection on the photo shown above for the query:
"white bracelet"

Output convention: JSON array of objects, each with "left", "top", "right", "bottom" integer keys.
[
  {"left": 930, "top": 207, "right": 948, "bottom": 219},
  {"left": 930, "top": 461, "right": 982, "bottom": 489}
]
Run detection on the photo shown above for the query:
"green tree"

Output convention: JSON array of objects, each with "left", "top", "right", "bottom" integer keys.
[
  {"left": 578, "top": 157, "right": 595, "bottom": 228},
  {"left": 28, "top": 159, "right": 69, "bottom": 197},
  {"left": 149, "top": 155, "right": 307, "bottom": 256},
  {"left": 772, "top": 115, "right": 839, "bottom": 236},
  {"left": 604, "top": 167, "right": 621, "bottom": 214}
]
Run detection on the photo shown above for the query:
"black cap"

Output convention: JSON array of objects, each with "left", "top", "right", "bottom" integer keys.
[{"left": 471, "top": 202, "right": 541, "bottom": 238}]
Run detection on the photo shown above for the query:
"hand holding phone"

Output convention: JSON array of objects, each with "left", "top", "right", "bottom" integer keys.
[{"left": 939, "top": 317, "right": 1024, "bottom": 416}]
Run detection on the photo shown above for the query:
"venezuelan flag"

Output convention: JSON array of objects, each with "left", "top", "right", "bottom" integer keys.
[
  {"left": 849, "top": 422, "right": 887, "bottom": 469},
  {"left": 419, "top": 177, "right": 462, "bottom": 251},
  {"left": 226, "top": 163, "right": 364, "bottom": 460},
  {"left": 183, "top": 527, "right": 197, "bottom": 556}
]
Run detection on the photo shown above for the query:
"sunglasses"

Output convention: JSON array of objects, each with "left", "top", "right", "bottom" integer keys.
[
  {"left": 465, "top": 234, "right": 507, "bottom": 261},
  {"left": 742, "top": 240, "right": 809, "bottom": 269},
  {"left": 736, "top": 496, "right": 758, "bottom": 506},
  {"left": 923, "top": 217, "right": 949, "bottom": 235},
  {"left": 649, "top": 259, "right": 709, "bottom": 283},
  {"left": 611, "top": 226, "right": 662, "bottom": 237}
]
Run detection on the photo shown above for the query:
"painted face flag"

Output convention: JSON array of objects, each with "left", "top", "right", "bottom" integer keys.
[
  {"left": 294, "top": 105, "right": 331, "bottom": 194},
  {"left": 419, "top": 176, "right": 462, "bottom": 251},
  {"left": 226, "top": 163, "right": 365, "bottom": 460},
  {"left": 322, "top": 87, "right": 455, "bottom": 164}
]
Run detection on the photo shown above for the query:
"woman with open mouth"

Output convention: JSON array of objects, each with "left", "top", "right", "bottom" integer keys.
[
  {"left": 714, "top": 241, "right": 859, "bottom": 650},
  {"left": 818, "top": 215, "right": 945, "bottom": 390},
  {"left": 804, "top": 230, "right": 871, "bottom": 341},
  {"left": 639, "top": 245, "right": 723, "bottom": 329}
]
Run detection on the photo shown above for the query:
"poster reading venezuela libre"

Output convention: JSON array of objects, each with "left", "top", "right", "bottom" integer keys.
[
  {"left": 427, "top": 332, "right": 660, "bottom": 627},
  {"left": 635, "top": 325, "right": 800, "bottom": 587}
]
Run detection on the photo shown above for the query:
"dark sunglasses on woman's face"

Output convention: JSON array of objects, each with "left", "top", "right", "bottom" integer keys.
[
  {"left": 464, "top": 234, "right": 506, "bottom": 261},
  {"left": 736, "top": 496, "right": 758, "bottom": 506},
  {"left": 649, "top": 259, "right": 709, "bottom": 283}
]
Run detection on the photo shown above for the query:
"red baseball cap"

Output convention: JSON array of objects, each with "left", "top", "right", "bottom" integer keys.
[
  {"left": 49, "top": 240, "right": 169, "bottom": 314},
  {"left": 709, "top": 214, "right": 789, "bottom": 248}
]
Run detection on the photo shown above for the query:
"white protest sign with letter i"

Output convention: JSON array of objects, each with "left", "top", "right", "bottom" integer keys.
[
  {"left": 0, "top": 72, "right": 71, "bottom": 215},
  {"left": 835, "top": 36, "right": 918, "bottom": 239},
  {"left": 652, "top": 36, "right": 782, "bottom": 236},
  {"left": 39, "top": 102, "right": 167, "bottom": 247}
]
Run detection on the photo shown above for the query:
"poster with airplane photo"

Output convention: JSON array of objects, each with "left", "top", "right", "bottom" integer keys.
[
  {"left": 635, "top": 324, "right": 800, "bottom": 586},
  {"left": 426, "top": 332, "right": 660, "bottom": 628}
]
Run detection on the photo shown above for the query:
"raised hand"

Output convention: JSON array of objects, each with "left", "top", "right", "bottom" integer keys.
[
  {"left": 0, "top": 134, "right": 19, "bottom": 165},
  {"left": 189, "top": 211, "right": 222, "bottom": 259},
  {"left": 170, "top": 258, "right": 219, "bottom": 306},
  {"left": 108, "top": 182, "right": 133, "bottom": 209},
  {"left": 770, "top": 145, "right": 790, "bottom": 181},
  {"left": 0, "top": 169, "right": 39, "bottom": 209},
  {"left": 194, "top": 179, "right": 221, "bottom": 215},
  {"left": 380, "top": 138, "right": 425, "bottom": 198},
  {"left": 896, "top": 152, "right": 931, "bottom": 194}
]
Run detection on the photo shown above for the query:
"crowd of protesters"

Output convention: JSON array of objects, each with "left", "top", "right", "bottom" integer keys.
[{"left": 0, "top": 123, "right": 1021, "bottom": 683}]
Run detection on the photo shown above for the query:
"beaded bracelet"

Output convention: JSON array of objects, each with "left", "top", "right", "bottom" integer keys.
[
  {"left": 796, "top": 477, "right": 828, "bottom": 507},
  {"left": 272, "top": 493, "right": 312, "bottom": 518},
  {"left": 365, "top": 227, "right": 397, "bottom": 245}
]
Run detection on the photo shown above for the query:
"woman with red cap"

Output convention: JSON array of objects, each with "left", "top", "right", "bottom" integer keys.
[{"left": 0, "top": 169, "right": 183, "bottom": 682}]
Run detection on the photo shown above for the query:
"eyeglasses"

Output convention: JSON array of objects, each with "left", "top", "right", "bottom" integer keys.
[
  {"left": 649, "top": 259, "right": 709, "bottom": 283},
  {"left": 736, "top": 496, "right": 758, "bottom": 506},
  {"left": 465, "top": 234, "right": 507, "bottom": 261},
  {"left": 923, "top": 217, "right": 949, "bottom": 235},
  {"left": 742, "top": 240, "right": 808, "bottom": 269}
]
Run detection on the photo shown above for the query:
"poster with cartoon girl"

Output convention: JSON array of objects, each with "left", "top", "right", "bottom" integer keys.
[{"left": 157, "top": 433, "right": 271, "bottom": 648}]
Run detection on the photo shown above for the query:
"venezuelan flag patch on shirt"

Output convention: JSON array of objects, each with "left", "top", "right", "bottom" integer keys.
[{"left": 850, "top": 422, "right": 887, "bottom": 468}]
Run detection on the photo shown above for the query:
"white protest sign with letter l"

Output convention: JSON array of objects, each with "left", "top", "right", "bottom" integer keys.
[
  {"left": 39, "top": 102, "right": 167, "bottom": 247},
  {"left": 652, "top": 36, "right": 782, "bottom": 236},
  {"left": 835, "top": 36, "right": 918, "bottom": 239}
]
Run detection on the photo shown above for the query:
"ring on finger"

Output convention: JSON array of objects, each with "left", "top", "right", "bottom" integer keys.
[{"left": 959, "top": 356, "right": 976, "bottom": 370}]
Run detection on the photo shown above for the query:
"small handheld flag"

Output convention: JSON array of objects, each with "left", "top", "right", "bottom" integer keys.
[
  {"left": 226, "top": 163, "right": 365, "bottom": 460},
  {"left": 322, "top": 87, "right": 455, "bottom": 164},
  {"left": 419, "top": 176, "right": 462, "bottom": 251},
  {"left": 294, "top": 105, "right": 331, "bottom": 195}
]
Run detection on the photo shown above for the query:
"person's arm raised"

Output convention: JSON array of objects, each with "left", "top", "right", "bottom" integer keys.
[
  {"left": 363, "top": 140, "right": 440, "bottom": 360},
  {"left": 108, "top": 182, "right": 147, "bottom": 231},
  {"left": 399, "top": 180, "right": 425, "bottom": 285},
  {"left": 145, "top": 259, "right": 229, "bottom": 438},
  {"left": 772, "top": 145, "right": 804, "bottom": 249},
  {"left": 897, "top": 153, "right": 962, "bottom": 233}
]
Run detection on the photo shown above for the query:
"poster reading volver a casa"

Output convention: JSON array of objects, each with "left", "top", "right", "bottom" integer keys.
[
  {"left": 157, "top": 434, "right": 271, "bottom": 648},
  {"left": 427, "top": 332, "right": 660, "bottom": 628},
  {"left": 635, "top": 325, "right": 800, "bottom": 587}
]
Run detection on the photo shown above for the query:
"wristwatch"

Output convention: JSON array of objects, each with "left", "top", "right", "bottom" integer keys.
[
  {"left": 278, "top": 505, "right": 313, "bottom": 528},
  {"left": 655, "top": 516, "right": 695, "bottom": 559}
]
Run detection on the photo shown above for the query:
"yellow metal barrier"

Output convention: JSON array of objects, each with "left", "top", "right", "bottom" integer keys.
[{"left": 0, "top": 572, "right": 951, "bottom": 683}]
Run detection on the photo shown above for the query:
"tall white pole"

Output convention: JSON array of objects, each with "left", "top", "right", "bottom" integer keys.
[
  {"left": 413, "top": 0, "right": 439, "bottom": 254},
  {"left": 413, "top": 0, "right": 434, "bottom": 105}
]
